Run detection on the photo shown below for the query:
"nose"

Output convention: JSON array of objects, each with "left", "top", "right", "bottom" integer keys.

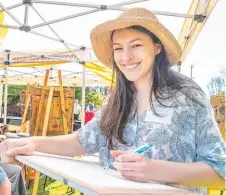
[{"left": 120, "top": 48, "right": 133, "bottom": 62}]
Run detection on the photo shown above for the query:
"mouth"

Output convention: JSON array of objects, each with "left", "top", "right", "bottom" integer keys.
[{"left": 123, "top": 62, "right": 140, "bottom": 71}]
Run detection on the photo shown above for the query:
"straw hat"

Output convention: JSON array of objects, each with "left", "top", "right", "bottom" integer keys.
[{"left": 91, "top": 8, "right": 182, "bottom": 68}]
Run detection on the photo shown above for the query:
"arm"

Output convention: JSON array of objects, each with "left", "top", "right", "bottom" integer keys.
[
  {"left": 0, "top": 167, "right": 11, "bottom": 195},
  {"left": 112, "top": 151, "right": 225, "bottom": 188},
  {"left": 0, "top": 134, "right": 86, "bottom": 163},
  {"left": 32, "top": 134, "right": 86, "bottom": 157},
  {"left": 148, "top": 160, "right": 225, "bottom": 188},
  {"left": 1, "top": 96, "right": 108, "bottom": 163},
  {"left": 0, "top": 177, "right": 11, "bottom": 195}
]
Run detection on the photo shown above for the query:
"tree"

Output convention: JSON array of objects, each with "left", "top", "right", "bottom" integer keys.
[
  {"left": 73, "top": 86, "right": 107, "bottom": 109},
  {"left": 1, "top": 85, "right": 108, "bottom": 109},
  {"left": 2, "top": 85, "right": 26, "bottom": 105},
  {"left": 207, "top": 76, "right": 225, "bottom": 95},
  {"left": 85, "top": 87, "right": 106, "bottom": 109}
]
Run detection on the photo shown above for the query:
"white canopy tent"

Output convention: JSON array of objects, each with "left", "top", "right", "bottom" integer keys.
[{"left": 0, "top": 0, "right": 218, "bottom": 125}]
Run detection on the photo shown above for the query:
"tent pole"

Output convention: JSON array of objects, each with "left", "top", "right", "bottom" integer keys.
[
  {"left": 30, "top": 31, "right": 79, "bottom": 48},
  {"left": 81, "top": 65, "right": 86, "bottom": 127},
  {"left": 3, "top": 52, "right": 9, "bottom": 125},
  {"left": 0, "top": 83, "right": 3, "bottom": 117},
  {"left": 30, "top": 0, "right": 148, "bottom": 29},
  {"left": 24, "top": 4, "right": 29, "bottom": 26},
  {"left": 0, "top": 3, "right": 23, "bottom": 26},
  {"left": 0, "top": 24, "right": 20, "bottom": 30},
  {"left": 199, "top": 0, "right": 207, "bottom": 16},
  {"left": 2, "top": 2, "right": 23, "bottom": 11}
]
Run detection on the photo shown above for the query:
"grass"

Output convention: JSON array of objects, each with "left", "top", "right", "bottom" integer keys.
[
  {"left": 27, "top": 175, "right": 225, "bottom": 195},
  {"left": 209, "top": 191, "right": 225, "bottom": 195},
  {"left": 27, "top": 174, "right": 81, "bottom": 195}
]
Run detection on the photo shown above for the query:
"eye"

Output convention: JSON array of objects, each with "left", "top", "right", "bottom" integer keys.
[
  {"left": 132, "top": 44, "right": 142, "bottom": 48},
  {"left": 114, "top": 47, "right": 122, "bottom": 51}
]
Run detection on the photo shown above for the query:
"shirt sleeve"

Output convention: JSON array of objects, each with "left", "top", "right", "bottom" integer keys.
[
  {"left": 0, "top": 166, "right": 7, "bottom": 185},
  {"left": 195, "top": 92, "right": 226, "bottom": 179},
  {"left": 76, "top": 96, "right": 109, "bottom": 155}
]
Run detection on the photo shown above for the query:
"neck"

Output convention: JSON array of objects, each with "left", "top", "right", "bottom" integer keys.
[
  {"left": 134, "top": 73, "right": 153, "bottom": 95},
  {"left": 133, "top": 73, "right": 153, "bottom": 116}
]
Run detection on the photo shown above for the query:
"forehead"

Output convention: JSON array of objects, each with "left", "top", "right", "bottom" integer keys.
[{"left": 112, "top": 28, "right": 150, "bottom": 42}]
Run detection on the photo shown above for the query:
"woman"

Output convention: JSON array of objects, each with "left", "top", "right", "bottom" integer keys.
[{"left": 0, "top": 8, "right": 225, "bottom": 195}]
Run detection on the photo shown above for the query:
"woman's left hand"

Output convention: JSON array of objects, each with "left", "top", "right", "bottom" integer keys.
[{"left": 110, "top": 150, "right": 153, "bottom": 182}]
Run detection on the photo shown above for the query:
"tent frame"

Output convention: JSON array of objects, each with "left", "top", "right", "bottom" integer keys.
[{"left": 0, "top": 0, "right": 208, "bottom": 53}]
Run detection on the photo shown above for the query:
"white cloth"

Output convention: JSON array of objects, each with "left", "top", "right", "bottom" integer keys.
[{"left": 74, "top": 103, "right": 81, "bottom": 115}]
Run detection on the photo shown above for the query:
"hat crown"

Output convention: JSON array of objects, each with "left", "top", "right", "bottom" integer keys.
[{"left": 118, "top": 8, "right": 159, "bottom": 22}]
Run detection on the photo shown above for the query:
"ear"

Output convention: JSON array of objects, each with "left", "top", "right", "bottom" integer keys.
[{"left": 155, "top": 43, "right": 161, "bottom": 55}]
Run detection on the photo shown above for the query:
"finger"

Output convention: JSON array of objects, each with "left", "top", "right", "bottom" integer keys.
[
  {"left": 122, "top": 175, "right": 143, "bottom": 182},
  {"left": 117, "top": 153, "right": 143, "bottom": 162},
  {"left": 1, "top": 146, "right": 15, "bottom": 164},
  {"left": 113, "top": 161, "right": 143, "bottom": 171},
  {"left": 120, "top": 170, "right": 144, "bottom": 181},
  {"left": 110, "top": 150, "right": 129, "bottom": 157},
  {"left": 6, "top": 145, "right": 33, "bottom": 157}
]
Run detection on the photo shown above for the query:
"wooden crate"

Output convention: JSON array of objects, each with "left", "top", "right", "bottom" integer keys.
[{"left": 20, "top": 87, "right": 75, "bottom": 136}]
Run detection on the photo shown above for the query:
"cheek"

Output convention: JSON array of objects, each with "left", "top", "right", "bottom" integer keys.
[
  {"left": 113, "top": 54, "right": 122, "bottom": 69},
  {"left": 132, "top": 48, "right": 144, "bottom": 57},
  {"left": 113, "top": 51, "right": 122, "bottom": 63}
]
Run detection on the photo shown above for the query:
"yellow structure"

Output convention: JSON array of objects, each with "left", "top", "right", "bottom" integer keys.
[{"left": 0, "top": 11, "right": 8, "bottom": 44}]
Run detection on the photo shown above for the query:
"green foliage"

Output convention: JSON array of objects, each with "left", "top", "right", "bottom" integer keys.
[
  {"left": 73, "top": 87, "right": 107, "bottom": 109},
  {"left": 74, "top": 87, "right": 82, "bottom": 102},
  {"left": 2, "top": 85, "right": 26, "bottom": 105},
  {"left": 1, "top": 85, "right": 107, "bottom": 109},
  {"left": 27, "top": 174, "right": 79, "bottom": 195}
]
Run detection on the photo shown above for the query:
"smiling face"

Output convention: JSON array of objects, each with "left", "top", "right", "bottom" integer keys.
[{"left": 112, "top": 28, "right": 161, "bottom": 85}]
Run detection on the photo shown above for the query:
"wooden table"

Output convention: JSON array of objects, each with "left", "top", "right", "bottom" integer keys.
[{"left": 16, "top": 153, "right": 196, "bottom": 195}]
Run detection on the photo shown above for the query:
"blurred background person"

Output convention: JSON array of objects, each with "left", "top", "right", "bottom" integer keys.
[{"left": 74, "top": 99, "right": 81, "bottom": 121}]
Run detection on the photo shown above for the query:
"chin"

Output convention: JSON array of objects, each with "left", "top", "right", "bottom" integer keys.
[{"left": 124, "top": 75, "right": 140, "bottom": 82}]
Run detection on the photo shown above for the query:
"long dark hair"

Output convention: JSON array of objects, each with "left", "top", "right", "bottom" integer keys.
[{"left": 100, "top": 25, "right": 204, "bottom": 149}]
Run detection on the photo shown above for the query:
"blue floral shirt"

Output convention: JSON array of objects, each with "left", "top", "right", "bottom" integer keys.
[
  {"left": 0, "top": 166, "right": 7, "bottom": 185},
  {"left": 77, "top": 89, "right": 226, "bottom": 195}
]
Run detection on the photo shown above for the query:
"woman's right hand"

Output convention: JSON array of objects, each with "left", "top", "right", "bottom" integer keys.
[{"left": 0, "top": 138, "right": 35, "bottom": 163}]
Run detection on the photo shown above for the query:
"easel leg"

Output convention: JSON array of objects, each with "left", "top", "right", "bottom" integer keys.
[
  {"left": 33, "top": 91, "right": 45, "bottom": 136},
  {"left": 21, "top": 93, "right": 30, "bottom": 133},
  {"left": 58, "top": 70, "right": 68, "bottom": 135},
  {"left": 32, "top": 171, "right": 40, "bottom": 195},
  {"left": 42, "top": 87, "right": 54, "bottom": 136}
]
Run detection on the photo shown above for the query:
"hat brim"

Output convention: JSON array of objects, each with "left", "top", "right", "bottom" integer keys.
[{"left": 91, "top": 18, "right": 182, "bottom": 68}]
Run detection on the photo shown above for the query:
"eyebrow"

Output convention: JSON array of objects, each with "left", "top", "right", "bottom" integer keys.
[{"left": 113, "top": 38, "right": 142, "bottom": 46}]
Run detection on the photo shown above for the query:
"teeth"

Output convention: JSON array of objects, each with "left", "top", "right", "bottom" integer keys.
[{"left": 125, "top": 63, "right": 139, "bottom": 69}]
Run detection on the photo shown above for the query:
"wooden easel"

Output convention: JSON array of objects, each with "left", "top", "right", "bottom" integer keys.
[
  {"left": 21, "top": 70, "right": 69, "bottom": 135},
  {"left": 208, "top": 95, "right": 225, "bottom": 195},
  {"left": 210, "top": 95, "right": 225, "bottom": 140},
  {"left": 20, "top": 69, "right": 72, "bottom": 195}
]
